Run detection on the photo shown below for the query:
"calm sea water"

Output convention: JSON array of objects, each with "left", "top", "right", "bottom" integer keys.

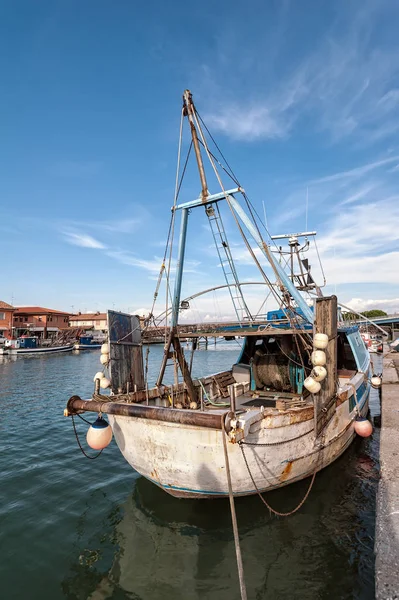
[{"left": 0, "top": 343, "right": 381, "bottom": 600}]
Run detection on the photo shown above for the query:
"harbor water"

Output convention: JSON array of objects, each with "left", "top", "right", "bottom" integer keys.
[{"left": 1, "top": 343, "right": 381, "bottom": 599}]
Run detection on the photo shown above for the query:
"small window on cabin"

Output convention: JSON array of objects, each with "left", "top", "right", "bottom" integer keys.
[
  {"left": 337, "top": 333, "right": 357, "bottom": 371},
  {"left": 0, "top": 313, "right": 5, "bottom": 320},
  {"left": 38, "top": 317, "right": 42, "bottom": 322}
]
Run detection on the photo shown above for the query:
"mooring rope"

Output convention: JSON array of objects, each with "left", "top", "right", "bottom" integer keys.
[
  {"left": 239, "top": 442, "right": 317, "bottom": 517},
  {"left": 71, "top": 414, "right": 103, "bottom": 460},
  {"left": 221, "top": 414, "right": 247, "bottom": 600},
  {"left": 240, "top": 426, "right": 313, "bottom": 447}
]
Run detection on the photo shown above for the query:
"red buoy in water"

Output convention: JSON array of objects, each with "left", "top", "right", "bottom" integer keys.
[
  {"left": 86, "top": 416, "right": 113, "bottom": 450},
  {"left": 354, "top": 416, "right": 373, "bottom": 438}
]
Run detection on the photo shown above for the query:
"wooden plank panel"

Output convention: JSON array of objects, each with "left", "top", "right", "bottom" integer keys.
[
  {"left": 314, "top": 296, "right": 338, "bottom": 435},
  {"left": 108, "top": 311, "right": 144, "bottom": 393}
]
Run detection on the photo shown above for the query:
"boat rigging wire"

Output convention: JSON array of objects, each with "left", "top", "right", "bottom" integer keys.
[
  {"left": 192, "top": 106, "right": 284, "bottom": 311},
  {"left": 164, "top": 108, "right": 185, "bottom": 335}
]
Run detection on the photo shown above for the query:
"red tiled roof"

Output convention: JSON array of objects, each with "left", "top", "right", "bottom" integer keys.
[
  {"left": 69, "top": 313, "right": 106, "bottom": 321},
  {"left": 14, "top": 306, "right": 72, "bottom": 316},
  {"left": 0, "top": 301, "right": 14, "bottom": 310}
]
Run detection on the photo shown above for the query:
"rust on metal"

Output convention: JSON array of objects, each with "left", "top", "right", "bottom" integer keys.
[
  {"left": 280, "top": 461, "right": 293, "bottom": 481},
  {"left": 65, "top": 396, "right": 225, "bottom": 429}
]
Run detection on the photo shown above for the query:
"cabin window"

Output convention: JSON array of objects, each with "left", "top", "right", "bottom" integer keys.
[
  {"left": 347, "top": 331, "right": 369, "bottom": 372},
  {"left": 337, "top": 332, "right": 357, "bottom": 371},
  {"left": 0, "top": 312, "right": 4, "bottom": 320}
]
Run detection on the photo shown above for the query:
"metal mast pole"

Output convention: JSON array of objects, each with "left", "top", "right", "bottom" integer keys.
[{"left": 183, "top": 90, "right": 209, "bottom": 202}]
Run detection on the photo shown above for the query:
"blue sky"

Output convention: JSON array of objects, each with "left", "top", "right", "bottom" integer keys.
[{"left": 1, "top": 0, "right": 399, "bottom": 320}]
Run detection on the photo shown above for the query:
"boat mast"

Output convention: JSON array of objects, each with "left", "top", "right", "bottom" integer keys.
[
  {"left": 157, "top": 91, "right": 212, "bottom": 397},
  {"left": 183, "top": 90, "right": 209, "bottom": 202}
]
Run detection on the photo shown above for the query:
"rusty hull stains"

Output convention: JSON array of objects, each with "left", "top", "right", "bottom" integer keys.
[{"left": 280, "top": 461, "right": 293, "bottom": 481}]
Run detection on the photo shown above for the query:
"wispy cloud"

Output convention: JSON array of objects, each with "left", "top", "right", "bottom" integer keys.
[
  {"left": 306, "top": 197, "right": 399, "bottom": 287},
  {"left": 309, "top": 155, "right": 399, "bottom": 185},
  {"left": 63, "top": 232, "right": 107, "bottom": 249},
  {"left": 105, "top": 250, "right": 166, "bottom": 273},
  {"left": 106, "top": 249, "right": 201, "bottom": 274},
  {"left": 200, "top": 3, "right": 399, "bottom": 144}
]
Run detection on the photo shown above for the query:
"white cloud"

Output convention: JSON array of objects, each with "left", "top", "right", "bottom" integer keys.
[
  {"left": 345, "top": 298, "right": 399, "bottom": 314},
  {"left": 106, "top": 250, "right": 166, "bottom": 273},
  {"left": 309, "top": 156, "right": 399, "bottom": 185},
  {"left": 63, "top": 232, "right": 106, "bottom": 249},
  {"left": 200, "top": 4, "right": 399, "bottom": 144},
  {"left": 303, "top": 197, "right": 399, "bottom": 287},
  {"left": 106, "top": 250, "right": 201, "bottom": 274}
]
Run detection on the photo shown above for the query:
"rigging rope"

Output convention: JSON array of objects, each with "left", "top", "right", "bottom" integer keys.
[
  {"left": 221, "top": 415, "right": 248, "bottom": 600},
  {"left": 239, "top": 442, "right": 317, "bottom": 517},
  {"left": 192, "top": 107, "right": 289, "bottom": 313}
]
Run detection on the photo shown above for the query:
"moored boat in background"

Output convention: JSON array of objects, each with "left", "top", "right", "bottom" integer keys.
[
  {"left": 73, "top": 335, "right": 102, "bottom": 350},
  {"left": 0, "top": 336, "right": 73, "bottom": 355}
]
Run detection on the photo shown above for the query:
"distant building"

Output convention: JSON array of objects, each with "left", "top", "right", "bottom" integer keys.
[
  {"left": 69, "top": 312, "right": 107, "bottom": 332},
  {"left": 13, "top": 306, "right": 72, "bottom": 339},
  {"left": 0, "top": 301, "right": 15, "bottom": 339}
]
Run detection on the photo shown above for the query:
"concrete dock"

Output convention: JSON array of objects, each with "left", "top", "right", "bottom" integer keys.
[{"left": 376, "top": 350, "right": 399, "bottom": 599}]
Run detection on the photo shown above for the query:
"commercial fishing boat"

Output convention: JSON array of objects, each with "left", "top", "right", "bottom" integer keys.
[{"left": 65, "top": 90, "right": 377, "bottom": 500}]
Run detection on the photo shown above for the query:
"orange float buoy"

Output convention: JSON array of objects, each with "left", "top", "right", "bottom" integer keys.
[
  {"left": 354, "top": 416, "right": 373, "bottom": 438},
  {"left": 86, "top": 416, "right": 113, "bottom": 450}
]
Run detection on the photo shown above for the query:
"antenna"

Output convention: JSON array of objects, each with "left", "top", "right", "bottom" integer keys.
[
  {"left": 305, "top": 187, "right": 309, "bottom": 231},
  {"left": 262, "top": 200, "right": 269, "bottom": 233}
]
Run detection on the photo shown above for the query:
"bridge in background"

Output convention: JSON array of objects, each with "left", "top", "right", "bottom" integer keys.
[{"left": 141, "top": 313, "right": 399, "bottom": 343}]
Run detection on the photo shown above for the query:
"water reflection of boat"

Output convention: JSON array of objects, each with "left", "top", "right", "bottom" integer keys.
[{"left": 62, "top": 446, "right": 378, "bottom": 600}]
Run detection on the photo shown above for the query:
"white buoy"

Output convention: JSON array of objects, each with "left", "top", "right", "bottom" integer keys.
[
  {"left": 100, "top": 353, "right": 109, "bottom": 365},
  {"left": 189, "top": 401, "right": 198, "bottom": 410},
  {"left": 311, "top": 350, "right": 326, "bottom": 366},
  {"left": 312, "top": 365, "right": 327, "bottom": 382},
  {"left": 86, "top": 416, "right": 113, "bottom": 450},
  {"left": 304, "top": 376, "right": 321, "bottom": 394},
  {"left": 101, "top": 343, "right": 109, "bottom": 355},
  {"left": 313, "top": 333, "right": 328, "bottom": 349},
  {"left": 371, "top": 375, "right": 382, "bottom": 389},
  {"left": 354, "top": 417, "right": 373, "bottom": 438},
  {"left": 100, "top": 377, "right": 111, "bottom": 389},
  {"left": 93, "top": 371, "right": 105, "bottom": 382}
]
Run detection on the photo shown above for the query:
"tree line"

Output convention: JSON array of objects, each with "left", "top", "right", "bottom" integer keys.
[{"left": 342, "top": 309, "right": 388, "bottom": 320}]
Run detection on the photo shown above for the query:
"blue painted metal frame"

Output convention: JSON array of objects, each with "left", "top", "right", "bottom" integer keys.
[
  {"left": 170, "top": 188, "right": 315, "bottom": 328},
  {"left": 172, "top": 187, "right": 242, "bottom": 211},
  {"left": 171, "top": 208, "right": 189, "bottom": 328}
]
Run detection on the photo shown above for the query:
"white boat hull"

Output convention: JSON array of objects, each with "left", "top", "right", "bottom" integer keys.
[
  {"left": 109, "top": 383, "right": 370, "bottom": 499},
  {"left": 73, "top": 344, "right": 101, "bottom": 350},
  {"left": 0, "top": 344, "right": 74, "bottom": 355}
]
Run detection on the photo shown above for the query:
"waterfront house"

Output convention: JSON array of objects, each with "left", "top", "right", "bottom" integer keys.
[
  {"left": 13, "top": 307, "right": 72, "bottom": 340},
  {"left": 69, "top": 312, "right": 107, "bottom": 334},
  {"left": 0, "top": 301, "right": 15, "bottom": 340}
]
